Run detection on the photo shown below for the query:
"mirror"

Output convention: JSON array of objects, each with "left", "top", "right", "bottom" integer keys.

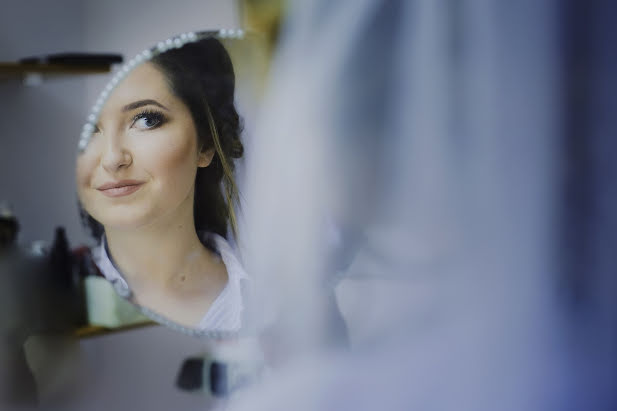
[{"left": 75, "top": 31, "right": 263, "bottom": 338}]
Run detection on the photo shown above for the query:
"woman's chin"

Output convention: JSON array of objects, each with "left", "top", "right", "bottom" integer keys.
[{"left": 96, "top": 213, "right": 154, "bottom": 233}]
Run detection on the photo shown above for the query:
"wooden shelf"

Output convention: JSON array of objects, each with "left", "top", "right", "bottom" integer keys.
[
  {"left": 0, "top": 62, "right": 112, "bottom": 81},
  {"left": 74, "top": 321, "right": 157, "bottom": 339}
]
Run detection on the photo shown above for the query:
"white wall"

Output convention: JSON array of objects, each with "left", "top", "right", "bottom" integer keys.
[
  {"left": 84, "top": 0, "right": 239, "bottom": 56},
  {"left": 0, "top": 0, "right": 89, "bottom": 247}
]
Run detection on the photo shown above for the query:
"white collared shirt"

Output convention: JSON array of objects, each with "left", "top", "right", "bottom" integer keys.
[{"left": 92, "top": 232, "right": 248, "bottom": 332}]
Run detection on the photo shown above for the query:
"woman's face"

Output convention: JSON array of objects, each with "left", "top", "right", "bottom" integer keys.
[{"left": 76, "top": 62, "right": 213, "bottom": 232}]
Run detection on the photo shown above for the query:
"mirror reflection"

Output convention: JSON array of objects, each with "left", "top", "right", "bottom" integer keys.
[{"left": 76, "top": 33, "right": 250, "bottom": 336}]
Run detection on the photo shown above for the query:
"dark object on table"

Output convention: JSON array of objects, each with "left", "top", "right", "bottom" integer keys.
[
  {"left": 0, "top": 203, "right": 19, "bottom": 247},
  {"left": 49, "top": 227, "right": 72, "bottom": 289},
  {"left": 209, "top": 361, "right": 229, "bottom": 397},
  {"left": 176, "top": 357, "right": 204, "bottom": 391}
]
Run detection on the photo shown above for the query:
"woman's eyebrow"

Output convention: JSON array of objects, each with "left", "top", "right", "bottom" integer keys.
[{"left": 121, "top": 99, "right": 170, "bottom": 112}]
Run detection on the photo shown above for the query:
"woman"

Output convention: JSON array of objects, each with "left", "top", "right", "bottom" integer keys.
[{"left": 76, "top": 37, "right": 247, "bottom": 333}]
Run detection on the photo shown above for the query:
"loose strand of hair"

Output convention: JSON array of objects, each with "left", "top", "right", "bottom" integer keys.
[{"left": 204, "top": 100, "right": 240, "bottom": 239}]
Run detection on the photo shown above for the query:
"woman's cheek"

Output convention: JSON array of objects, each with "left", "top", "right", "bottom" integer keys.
[
  {"left": 76, "top": 155, "right": 96, "bottom": 198},
  {"left": 142, "top": 128, "right": 197, "bottom": 178}
]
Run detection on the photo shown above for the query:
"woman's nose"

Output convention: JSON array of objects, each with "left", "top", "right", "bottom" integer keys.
[{"left": 101, "top": 137, "right": 132, "bottom": 172}]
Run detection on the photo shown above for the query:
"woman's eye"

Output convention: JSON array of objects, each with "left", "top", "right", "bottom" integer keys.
[{"left": 132, "top": 110, "right": 166, "bottom": 130}]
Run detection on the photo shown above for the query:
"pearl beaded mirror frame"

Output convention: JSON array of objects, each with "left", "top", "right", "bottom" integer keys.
[
  {"left": 78, "top": 30, "right": 246, "bottom": 151},
  {"left": 75, "top": 30, "right": 255, "bottom": 340}
]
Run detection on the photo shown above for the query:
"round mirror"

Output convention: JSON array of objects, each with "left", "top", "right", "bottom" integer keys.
[{"left": 75, "top": 30, "right": 264, "bottom": 339}]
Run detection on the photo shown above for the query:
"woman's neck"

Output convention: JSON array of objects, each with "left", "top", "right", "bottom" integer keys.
[{"left": 103, "top": 202, "right": 224, "bottom": 297}]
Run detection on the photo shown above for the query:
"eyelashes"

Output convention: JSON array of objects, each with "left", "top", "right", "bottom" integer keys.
[
  {"left": 131, "top": 109, "right": 167, "bottom": 130},
  {"left": 90, "top": 108, "right": 168, "bottom": 136}
]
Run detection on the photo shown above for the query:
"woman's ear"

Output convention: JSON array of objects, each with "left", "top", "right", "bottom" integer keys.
[{"left": 197, "top": 147, "right": 215, "bottom": 168}]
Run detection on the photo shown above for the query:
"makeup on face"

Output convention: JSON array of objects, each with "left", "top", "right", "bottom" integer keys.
[
  {"left": 93, "top": 99, "right": 170, "bottom": 135},
  {"left": 96, "top": 180, "right": 145, "bottom": 198},
  {"left": 76, "top": 62, "right": 202, "bottom": 231}
]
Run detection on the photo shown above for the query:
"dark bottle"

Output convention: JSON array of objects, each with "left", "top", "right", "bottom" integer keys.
[
  {"left": 40, "top": 226, "right": 87, "bottom": 331},
  {"left": 49, "top": 227, "right": 72, "bottom": 289}
]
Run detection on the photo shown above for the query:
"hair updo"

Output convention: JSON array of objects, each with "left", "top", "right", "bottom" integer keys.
[{"left": 81, "top": 35, "right": 243, "bottom": 240}]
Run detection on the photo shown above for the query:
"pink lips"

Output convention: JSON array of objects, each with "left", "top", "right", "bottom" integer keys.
[{"left": 96, "top": 180, "right": 144, "bottom": 198}]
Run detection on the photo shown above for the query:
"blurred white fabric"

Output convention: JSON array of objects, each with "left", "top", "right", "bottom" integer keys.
[{"left": 235, "top": 0, "right": 617, "bottom": 410}]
